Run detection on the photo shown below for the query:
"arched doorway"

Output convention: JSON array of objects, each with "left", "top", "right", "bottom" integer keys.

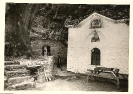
[{"left": 91, "top": 48, "right": 100, "bottom": 65}]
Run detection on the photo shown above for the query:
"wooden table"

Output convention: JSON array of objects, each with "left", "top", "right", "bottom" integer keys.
[{"left": 87, "top": 67, "right": 120, "bottom": 89}]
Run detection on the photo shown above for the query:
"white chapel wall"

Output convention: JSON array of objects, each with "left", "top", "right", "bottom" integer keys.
[{"left": 67, "top": 16, "right": 129, "bottom": 74}]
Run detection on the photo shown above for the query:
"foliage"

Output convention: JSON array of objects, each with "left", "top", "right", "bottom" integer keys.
[
  {"left": 5, "top": 3, "right": 40, "bottom": 57},
  {"left": 5, "top": 3, "right": 130, "bottom": 57},
  {"left": 32, "top": 4, "right": 130, "bottom": 41},
  {"left": 37, "top": 4, "right": 130, "bottom": 25}
]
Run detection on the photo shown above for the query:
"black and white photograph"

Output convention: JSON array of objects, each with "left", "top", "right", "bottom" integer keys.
[{"left": 2, "top": 1, "right": 131, "bottom": 92}]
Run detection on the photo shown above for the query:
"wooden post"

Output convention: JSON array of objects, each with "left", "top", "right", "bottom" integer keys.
[{"left": 116, "top": 78, "right": 120, "bottom": 89}]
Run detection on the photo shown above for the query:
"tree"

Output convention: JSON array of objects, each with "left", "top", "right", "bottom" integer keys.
[
  {"left": 5, "top": 3, "right": 40, "bottom": 57},
  {"left": 5, "top": 4, "right": 130, "bottom": 57}
]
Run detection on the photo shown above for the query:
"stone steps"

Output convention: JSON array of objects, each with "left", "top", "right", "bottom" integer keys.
[
  {"left": 8, "top": 79, "right": 35, "bottom": 90},
  {"left": 5, "top": 61, "right": 20, "bottom": 65},
  {"left": 5, "top": 69, "right": 30, "bottom": 78},
  {"left": 5, "top": 65, "right": 27, "bottom": 71},
  {"left": 4, "top": 59, "right": 54, "bottom": 90},
  {"left": 4, "top": 60, "right": 36, "bottom": 90},
  {"left": 8, "top": 76, "right": 33, "bottom": 85},
  {"left": 4, "top": 61, "right": 35, "bottom": 90}
]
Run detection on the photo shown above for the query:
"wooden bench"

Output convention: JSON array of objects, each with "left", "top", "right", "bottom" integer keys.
[{"left": 87, "top": 67, "right": 120, "bottom": 88}]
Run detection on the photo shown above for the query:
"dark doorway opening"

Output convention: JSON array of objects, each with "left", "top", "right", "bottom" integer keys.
[{"left": 91, "top": 48, "right": 100, "bottom": 65}]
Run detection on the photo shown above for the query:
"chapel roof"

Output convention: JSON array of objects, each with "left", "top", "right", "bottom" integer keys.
[{"left": 65, "top": 12, "right": 129, "bottom": 28}]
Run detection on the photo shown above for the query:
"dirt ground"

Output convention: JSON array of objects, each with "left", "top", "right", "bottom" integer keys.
[
  {"left": 6, "top": 39, "right": 128, "bottom": 91},
  {"left": 5, "top": 59, "right": 128, "bottom": 91},
  {"left": 32, "top": 65, "right": 128, "bottom": 92}
]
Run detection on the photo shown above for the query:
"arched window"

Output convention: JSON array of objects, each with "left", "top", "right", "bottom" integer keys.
[
  {"left": 42, "top": 44, "right": 51, "bottom": 56},
  {"left": 91, "top": 30, "right": 100, "bottom": 42},
  {"left": 91, "top": 48, "right": 100, "bottom": 65}
]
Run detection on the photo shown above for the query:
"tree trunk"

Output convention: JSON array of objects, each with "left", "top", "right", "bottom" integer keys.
[{"left": 5, "top": 3, "right": 39, "bottom": 57}]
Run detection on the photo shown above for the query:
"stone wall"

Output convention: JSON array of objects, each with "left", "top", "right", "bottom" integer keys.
[{"left": 31, "top": 40, "right": 67, "bottom": 65}]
